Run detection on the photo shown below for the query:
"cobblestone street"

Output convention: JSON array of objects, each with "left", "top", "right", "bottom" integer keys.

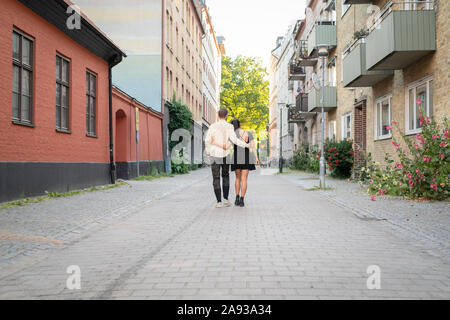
[{"left": 0, "top": 168, "right": 449, "bottom": 300}]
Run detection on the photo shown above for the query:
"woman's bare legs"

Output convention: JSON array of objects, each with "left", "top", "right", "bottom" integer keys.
[
  {"left": 235, "top": 169, "right": 242, "bottom": 196},
  {"left": 240, "top": 170, "right": 249, "bottom": 198}
]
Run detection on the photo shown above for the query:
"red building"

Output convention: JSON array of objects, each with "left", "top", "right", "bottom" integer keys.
[
  {"left": 0, "top": 0, "right": 163, "bottom": 202},
  {"left": 112, "top": 86, "right": 164, "bottom": 180}
]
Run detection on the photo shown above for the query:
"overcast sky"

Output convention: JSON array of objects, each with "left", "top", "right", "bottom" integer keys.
[{"left": 207, "top": 0, "right": 306, "bottom": 69}]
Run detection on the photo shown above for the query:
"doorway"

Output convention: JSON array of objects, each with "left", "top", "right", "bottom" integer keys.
[
  {"left": 353, "top": 100, "right": 367, "bottom": 172},
  {"left": 115, "top": 109, "right": 127, "bottom": 179}
]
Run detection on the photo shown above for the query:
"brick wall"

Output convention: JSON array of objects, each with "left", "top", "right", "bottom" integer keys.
[
  {"left": 0, "top": 0, "right": 110, "bottom": 163},
  {"left": 112, "top": 88, "right": 163, "bottom": 163}
]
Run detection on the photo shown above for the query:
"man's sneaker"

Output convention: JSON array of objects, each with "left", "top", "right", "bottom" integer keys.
[
  {"left": 215, "top": 202, "right": 223, "bottom": 208},
  {"left": 235, "top": 195, "right": 240, "bottom": 206},
  {"left": 223, "top": 199, "right": 232, "bottom": 207}
]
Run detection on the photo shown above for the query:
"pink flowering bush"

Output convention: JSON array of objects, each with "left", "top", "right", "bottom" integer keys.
[{"left": 360, "top": 115, "right": 449, "bottom": 200}]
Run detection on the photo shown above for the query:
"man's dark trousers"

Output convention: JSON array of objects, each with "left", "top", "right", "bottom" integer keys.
[{"left": 211, "top": 157, "right": 230, "bottom": 203}]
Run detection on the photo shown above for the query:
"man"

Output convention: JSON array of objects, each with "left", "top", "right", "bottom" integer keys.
[{"left": 205, "top": 108, "right": 249, "bottom": 208}]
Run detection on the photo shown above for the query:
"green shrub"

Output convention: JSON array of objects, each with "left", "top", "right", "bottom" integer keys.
[
  {"left": 171, "top": 161, "right": 190, "bottom": 174},
  {"left": 290, "top": 148, "right": 310, "bottom": 171},
  {"left": 323, "top": 139, "right": 354, "bottom": 179},
  {"left": 168, "top": 96, "right": 192, "bottom": 151},
  {"left": 290, "top": 145, "right": 320, "bottom": 174}
]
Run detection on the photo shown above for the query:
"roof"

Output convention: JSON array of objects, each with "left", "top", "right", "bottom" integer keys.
[{"left": 18, "top": 0, "right": 126, "bottom": 66}]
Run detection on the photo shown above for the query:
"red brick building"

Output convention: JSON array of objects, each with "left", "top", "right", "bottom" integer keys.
[{"left": 0, "top": 0, "right": 163, "bottom": 202}]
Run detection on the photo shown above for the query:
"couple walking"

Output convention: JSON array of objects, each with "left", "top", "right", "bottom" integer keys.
[{"left": 205, "top": 108, "right": 259, "bottom": 208}]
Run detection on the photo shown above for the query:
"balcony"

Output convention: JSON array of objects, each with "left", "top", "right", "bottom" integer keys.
[
  {"left": 288, "top": 62, "right": 306, "bottom": 81},
  {"left": 365, "top": 1, "right": 436, "bottom": 70},
  {"left": 307, "top": 86, "right": 337, "bottom": 113},
  {"left": 294, "top": 40, "right": 317, "bottom": 67},
  {"left": 288, "top": 94, "right": 314, "bottom": 123},
  {"left": 342, "top": 39, "right": 393, "bottom": 87},
  {"left": 307, "top": 22, "right": 337, "bottom": 57},
  {"left": 344, "top": 0, "right": 372, "bottom": 4}
]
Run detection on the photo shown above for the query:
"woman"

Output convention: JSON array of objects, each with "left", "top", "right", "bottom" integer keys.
[{"left": 212, "top": 119, "right": 259, "bottom": 207}]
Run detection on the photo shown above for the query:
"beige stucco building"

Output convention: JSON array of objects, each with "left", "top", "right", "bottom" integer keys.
[{"left": 164, "top": 0, "right": 205, "bottom": 163}]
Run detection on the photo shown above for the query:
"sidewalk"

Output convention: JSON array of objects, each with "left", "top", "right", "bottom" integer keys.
[
  {"left": 279, "top": 170, "right": 450, "bottom": 262},
  {"left": 0, "top": 168, "right": 448, "bottom": 299},
  {"left": 0, "top": 169, "right": 209, "bottom": 271}
]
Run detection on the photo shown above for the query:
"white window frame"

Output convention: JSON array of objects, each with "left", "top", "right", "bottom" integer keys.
[
  {"left": 328, "top": 119, "right": 336, "bottom": 141},
  {"left": 405, "top": 75, "right": 433, "bottom": 135},
  {"left": 341, "top": 112, "right": 352, "bottom": 140},
  {"left": 375, "top": 94, "right": 392, "bottom": 141}
]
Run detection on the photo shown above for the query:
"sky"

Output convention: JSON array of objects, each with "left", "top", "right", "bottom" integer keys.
[{"left": 207, "top": 0, "right": 306, "bottom": 69}]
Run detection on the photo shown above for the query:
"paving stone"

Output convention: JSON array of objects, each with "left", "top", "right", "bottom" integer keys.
[{"left": 0, "top": 169, "right": 448, "bottom": 299}]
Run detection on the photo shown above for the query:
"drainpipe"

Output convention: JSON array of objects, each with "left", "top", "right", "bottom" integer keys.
[{"left": 108, "top": 64, "right": 116, "bottom": 184}]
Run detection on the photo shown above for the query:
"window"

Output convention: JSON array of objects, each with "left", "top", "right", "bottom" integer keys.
[
  {"left": 328, "top": 119, "right": 336, "bottom": 141},
  {"left": 166, "top": 67, "right": 170, "bottom": 99},
  {"left": 86, "top": 71, "right": 97, "bottom": 136},
  {"left": 407, "top": 76, "right": 433, "bottom": 134},
  {"left": 166, "top": 12, "right": 170, "bottom": 45},
  {"left": 12, "top": 30, "right": 33, "bottom": 124},
  {"left": 341, "top": 2, "right": 351, "bottom": 18},
  {"left": 341, "top": 113, "right": 352, "bottom": 140},
  {"left": 56, "top": 55, "right": 70, "bottom": 131},
  {"left": 375, "top": 95, "right": 392, "bottom": 140}
]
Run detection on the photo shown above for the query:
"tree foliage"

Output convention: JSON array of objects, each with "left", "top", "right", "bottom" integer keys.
[
  {"left": 220, "top": 56, "right": 269, "bottom": 135},
  {"left": 168, "top": 95, "right": 192, "bottom": 151}
]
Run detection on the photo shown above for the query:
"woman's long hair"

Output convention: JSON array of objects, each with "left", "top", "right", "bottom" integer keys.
[{"left": 231, "top": 119, "right": 241, "bottom": 131}]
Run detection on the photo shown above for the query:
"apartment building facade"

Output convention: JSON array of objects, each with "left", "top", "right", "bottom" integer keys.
[
  {"left": 268, "top": 43, "right": 280, "bottom": 163},
  {"left": 282, "top": 0, "right": 337, "bottom": 160},
  {"left": 271, "top": 0, "right": 448, "bottom": 172},
  {"left": 339, "top": 0, "right": 449, "bottom": 166},
  {"left": 164, "top": 0, "right": 205, "bottom": 164},
  {"left": 0, "top": 0, "right": 126, "bottom": 202},
  {"left": 198, "top": 1, "right": 223, "bottom": 161}
]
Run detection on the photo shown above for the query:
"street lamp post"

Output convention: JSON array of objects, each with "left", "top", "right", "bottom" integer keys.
[
  {"left": 278, "top": 103, "right": 294, "bottom": 173},
  {"left": 317, "top": 46, "right": 328, "bottom": 189},
  {"left": 279, "top": 104, "right": 283, "bottom": 173}
]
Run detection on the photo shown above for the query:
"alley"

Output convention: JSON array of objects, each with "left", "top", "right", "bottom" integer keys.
[{"left": 0, "top": 169, "right": 448, "bottom": 300}]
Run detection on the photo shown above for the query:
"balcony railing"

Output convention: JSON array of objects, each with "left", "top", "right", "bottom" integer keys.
[
  {"left": 307, "top": 22, "right": 337, "bottom": 57},
  {"left": 288, "top": 94, "right": 313, "bottom": 123},
  {"left": 365, "top": 0, "right": 436, "bottom": 70},
  {"left": 293, "top": 40, "right": 318, "bottom": 67},
  {"left": 288, "top": 62, "right": 306, "bottom": 81},
  {"left": 307, "top": 86, "right": 337, "bottom": 113},
  {"left": 342, "top": 37, "right": 393, "bottom": 87},
  {"left": 343, "top": 0, "right": 372, "bottom": 4},
  {"left": 368, "top": 1, "right": 434, "bottom": 33}
]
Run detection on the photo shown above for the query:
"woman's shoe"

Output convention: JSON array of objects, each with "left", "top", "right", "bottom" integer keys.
[
  {"left": 239, "top": 197, "right": 245, "bottom": 207},
  {"left": 235, "top": 195, "right": 240, "bottom": 206}
]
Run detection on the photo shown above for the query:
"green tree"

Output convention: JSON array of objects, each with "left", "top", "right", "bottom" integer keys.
[
  {"left": 168, "top": 95, "right": 192, "bottom": 151},
  {"left": 220, "top": 56, "right": 269, "bottom": 136}
]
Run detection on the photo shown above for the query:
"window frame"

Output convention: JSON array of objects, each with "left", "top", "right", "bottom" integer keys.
[
  {"left": 56, "top": 54, "right": 71, "bottom": 133},
  {"left": 341, "top": 2, "right": 351, "bottom": 18},
  {"left": 341, "top": 112, "right": 352, "bottom": 140},
  {"left": 12, "top": 29, "right": 34, "bottom": 126},
  {"left": 328, "top": 119, "right": 336, "bottom": 141},
  {"left": 374, "top": 94, "right": 392, "bottom": 141},
  {"left": 86, "top": 70, "right": 98, "bottom": 137},
  {"left": 405, "top": 75, "right": 433, "bottom": 135}
]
